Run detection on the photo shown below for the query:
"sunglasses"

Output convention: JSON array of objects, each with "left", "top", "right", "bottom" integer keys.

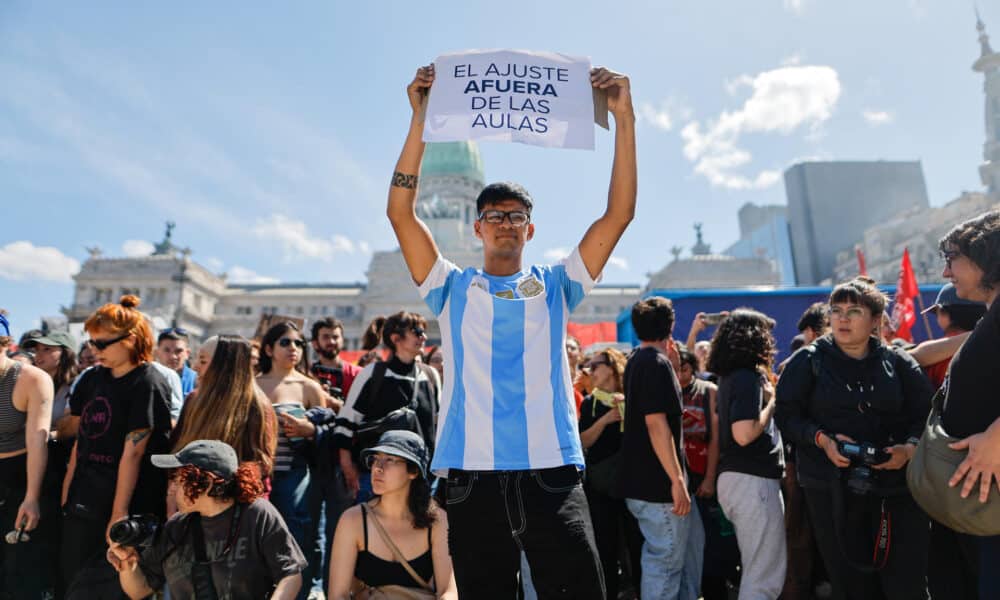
[
  {"left": 88, "top": 332, "right": 131, "bottom": 351},
  {"left": 588, "top": 360, "right": 609, "bottom": 369},
  {"left": 277, "top": 337, "right": 306, "bottom": 349},
  {"left": 160, "top": 327, "right": 188, "bottom": 336},
  {"left": 411, "top": 327, "right": 427, "bottom": 338}
]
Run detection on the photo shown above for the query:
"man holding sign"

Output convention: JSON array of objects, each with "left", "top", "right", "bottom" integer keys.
[{"left": 387, "top": 61, "right": 635, "bottom": 599}]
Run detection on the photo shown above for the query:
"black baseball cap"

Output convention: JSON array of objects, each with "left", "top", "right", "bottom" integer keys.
[
  {"left": 921, "top": 283, "right": 986, "bottom": 315},
  {"left": 151, "top": 440, "right": 239, "bottom": 480},
  {"left": 360, "top": 430, "right": 429, "bottom": 479}
]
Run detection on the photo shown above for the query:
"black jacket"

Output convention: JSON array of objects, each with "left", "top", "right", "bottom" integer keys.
[{"left": 775, "top": 335, "right": 933, "bottom": 490}]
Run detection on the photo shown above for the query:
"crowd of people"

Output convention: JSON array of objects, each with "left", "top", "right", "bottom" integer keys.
[{"left": 0, "top": 63, "right": 999, "bottom": 600}]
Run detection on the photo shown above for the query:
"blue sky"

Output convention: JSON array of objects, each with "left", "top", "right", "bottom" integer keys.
[{"left": 0, "top": 1, "right": 994, "bottom": 338}]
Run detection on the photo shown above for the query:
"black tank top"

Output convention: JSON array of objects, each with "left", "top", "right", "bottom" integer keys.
[{"left": 354, "top": 504, "right": 434, "bottom": 589}]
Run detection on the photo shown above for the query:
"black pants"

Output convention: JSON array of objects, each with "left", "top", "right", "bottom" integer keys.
[
  {"left": 805, "top": 487, "right": 929, "bottom": 600},
  {"left": 585, "top": 482, "right": 642, "bottom": 599},
  {"left": 927, "top": 519, "right": 978, "bottom": 600},
  {"left": 446, "top": 466, "right": 605, "bottom": 600},
  {"left": 0, "top": 453, "right": 58, "bottom": 600}
]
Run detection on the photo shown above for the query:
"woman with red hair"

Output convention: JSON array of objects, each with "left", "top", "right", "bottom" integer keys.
[
  {"left": 61, "top": 295, "right": 173, "bottom": 593},
  {"left": 108, "top": 440, "right": 307, "bottom": 599}
]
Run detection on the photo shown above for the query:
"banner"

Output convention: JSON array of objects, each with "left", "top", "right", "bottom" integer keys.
[
  {"left": 423, "top": 49, "right": 597, "bottom": 150},
  {"left": 891, "top": 248, "right": 919, "bottom": 342}
]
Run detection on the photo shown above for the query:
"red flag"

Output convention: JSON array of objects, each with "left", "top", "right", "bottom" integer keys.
[
  {"left": 856, "top": 246, "right": 868, "bottom": 276},
  {"left": 891, "top": 248, "right": 920, "bottom": 342}
]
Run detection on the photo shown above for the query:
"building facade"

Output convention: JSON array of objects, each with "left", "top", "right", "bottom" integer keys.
[
  {"left": 724, "top": 203, "right": 795, "bottom": 286},
  {"left": 63, "top": 142, "right": 642, "bottom": 346},
  {"left": 784, "top": 160, "right": 930, "bottom": 285}
]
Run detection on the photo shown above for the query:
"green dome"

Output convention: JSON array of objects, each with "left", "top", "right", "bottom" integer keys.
[{"left": 421, "top": 141, "right": 484, "bottom": 183}]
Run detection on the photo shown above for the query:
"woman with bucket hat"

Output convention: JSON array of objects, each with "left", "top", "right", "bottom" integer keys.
[{"left": 328, "top": 430, "right": 456, "bottom": 599}]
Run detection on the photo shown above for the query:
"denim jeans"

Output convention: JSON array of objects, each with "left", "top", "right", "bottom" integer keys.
[
  {"left": 270, "top": 463, "right": 314, "bottom": 600},
  {"left": 309, "top": 465, "right": 353, "bottom": 593},
  {"left": 626, "top": 496, "right": 705, "bottom": 600},
  {"left": 445, "top": 465, "right": 605, "bottom": 600}
]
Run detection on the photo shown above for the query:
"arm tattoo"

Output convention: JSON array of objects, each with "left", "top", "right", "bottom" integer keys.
[
  {"left": 128, "top": 428, "right": 152, "bottom": 445},
  {"left": 391, "top": 171, "right": 418, "bottom": 189}
]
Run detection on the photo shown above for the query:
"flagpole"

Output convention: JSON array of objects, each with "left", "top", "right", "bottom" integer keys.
[{"left": 915, "top": 292, "right": 934, "bottom": 340}]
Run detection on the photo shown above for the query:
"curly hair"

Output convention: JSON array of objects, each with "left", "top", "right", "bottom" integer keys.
[
  {"left": 939, "top": 209, "right": 1000, "bottom": 291},
  {"left": 706, "top": 308, "right": 776, "bottom": 376},
  {"left": 174, "top": 463, "right": 264, "bottom": 505}
]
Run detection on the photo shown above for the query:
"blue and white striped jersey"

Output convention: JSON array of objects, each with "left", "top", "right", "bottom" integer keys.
[{"left": 418, "top": 247, "right": 598, "bottom": 475}]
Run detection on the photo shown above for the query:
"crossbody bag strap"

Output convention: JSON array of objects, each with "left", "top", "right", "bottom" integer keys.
[{"left": 366, "top": 507, "right": 435, "bottom": 592}]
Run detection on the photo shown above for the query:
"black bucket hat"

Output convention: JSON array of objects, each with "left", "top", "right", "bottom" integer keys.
[{"left": 360, "top": 430, "right": 429, "bottom": 479}]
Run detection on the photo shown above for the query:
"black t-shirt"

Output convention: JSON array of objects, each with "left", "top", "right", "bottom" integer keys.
[
  {"left": 618, "top": 346, "right": 685, "bottom": 503},
  {"left": 578, "top": 394, "right": 623, "bottom": 466},
  {"left": 943, "top": 299, "right": 1000, "bottom": 438},
  {"left": 68, "top": 363, "right": 173, "bottom": 519},
  {"left": 139, "top": 498, "right": 307, "bottom": 599},
  {"left": 717, "top": 368, "right": 784, "bottom": 479}
]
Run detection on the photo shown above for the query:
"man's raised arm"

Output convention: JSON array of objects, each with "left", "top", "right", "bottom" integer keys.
[
  {"left": 578, "top": 67, "right": 637, "bottom": 280},
  {"left": 387, "top": 64, "right": 440, "bottom": 287}
]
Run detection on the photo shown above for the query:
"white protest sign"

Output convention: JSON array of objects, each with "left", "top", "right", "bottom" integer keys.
[{"left": 423, "top": 49, "right": 596, "bottom": 150}]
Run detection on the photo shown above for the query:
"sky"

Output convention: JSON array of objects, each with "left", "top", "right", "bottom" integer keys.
[{"left": 0, "top": 1, "right": 995, "bottom": 339}]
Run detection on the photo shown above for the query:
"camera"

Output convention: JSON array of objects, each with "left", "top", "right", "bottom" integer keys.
[
  {"left": 109, "top": 514, "right": 160, "bottom": 548},
  {"left": 312, "top": 364, "right": 344, "bottom": 400},
  {"left": 837, "top": 441, "right": 891, "bottom": 495}
]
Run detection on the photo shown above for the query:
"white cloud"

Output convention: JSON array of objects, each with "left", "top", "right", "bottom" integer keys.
[
  {"left": 543, "top": 247, "right": 628, "bottom": 270},
  {"left": 227, "top": 266, "right": 279, "bottom": 284},
  {"left": 681, "top": 64, "right": 841, "bottom": 190},
  {"left": 637, "top": 97, "right": 692, "bottom": 132},
  {"left": 0, "top": 241, "right": 80, "bottom": 282},
  {"left": 783, "top": 0, "right": 805, "bottom": 14},
  {"left": 252, "top": 214, "right": 369, "bottom": 262},
  {"left": 121, "top": 239, "right": 154, "bottom": 257},
  {"left": 862, "top": 109, "right": 894, "bottom": 126}
]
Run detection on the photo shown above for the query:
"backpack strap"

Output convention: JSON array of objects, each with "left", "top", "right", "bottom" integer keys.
[{"left": 365, "top": 361, "right": 389, "bottom": 407}]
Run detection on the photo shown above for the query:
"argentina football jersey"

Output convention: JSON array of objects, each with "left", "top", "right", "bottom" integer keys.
[{"left": 418, "top": 246, "right": 599, "bottom": 475}]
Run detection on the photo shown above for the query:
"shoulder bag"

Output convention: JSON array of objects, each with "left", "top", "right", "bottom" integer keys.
[{"left": 906, "top": 387, "right": 1000, "bottom": 535}]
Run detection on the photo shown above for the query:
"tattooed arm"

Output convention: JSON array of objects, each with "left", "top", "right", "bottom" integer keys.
[
  {"left": 106, "top": 428, "right": 153, "bottom": 543},
  {"left": 387, "top": 64, "right": 440, "bottom": 287}
]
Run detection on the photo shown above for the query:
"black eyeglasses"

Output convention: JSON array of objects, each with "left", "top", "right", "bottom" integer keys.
[
  {"left": 88, "top": 332, "right": 131, "bottom": 351},
  {"left": 411, "top": 327, "right": 427, "bottom": 338},
  {"left": 277, "top": 338, "right": 306, "bottom": 349},
  {"left": 478, "top": 210, "right": 530, "bottom": 226},
  {"left": 941, "top": 250, "right": 961, "bottom": 269}
]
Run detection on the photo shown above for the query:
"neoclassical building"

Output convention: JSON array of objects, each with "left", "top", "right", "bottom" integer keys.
[{"left": 64, "top": 142, "right": 642, "bottom": 346}]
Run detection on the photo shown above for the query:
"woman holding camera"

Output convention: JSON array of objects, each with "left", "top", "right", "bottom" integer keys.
[
  {"left": 776, "top": 277, "right": 934, "bottom": 600},
  {"left": 328, "top": 430, "right": 456, "bottom": 600},
  {"left": 108, "top": 439, "right": 308, "bottom": 599},
  {"left": 709, "top": 309, "right": 786, "bottom": 600}
]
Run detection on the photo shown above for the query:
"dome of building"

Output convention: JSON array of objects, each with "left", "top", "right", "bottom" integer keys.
[{"left": 421, "top": 141, "right": 485, "bottom": 184}]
